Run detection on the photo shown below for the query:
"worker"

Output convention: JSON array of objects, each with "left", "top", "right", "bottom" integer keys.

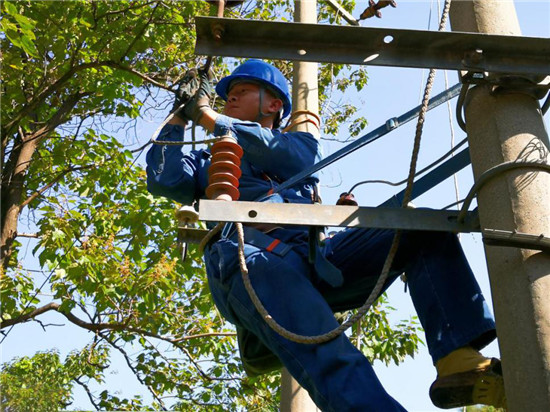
[{"left": 146, "top": 59, "right": 505, "bottom": 411}]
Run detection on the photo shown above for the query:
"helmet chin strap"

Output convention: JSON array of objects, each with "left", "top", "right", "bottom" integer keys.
[{"left": 255, "top": 87, "right": 274, "bottom": 124}]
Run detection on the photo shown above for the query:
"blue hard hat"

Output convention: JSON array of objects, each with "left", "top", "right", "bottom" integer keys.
[{"left": 216, "top": 59, "right": 292, "bottom": 118}]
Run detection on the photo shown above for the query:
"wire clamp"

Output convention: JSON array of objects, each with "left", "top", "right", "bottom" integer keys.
[
  {"left": 386, "top": 118, "right": 398, "bottom": 131},
  {"left": 460, "top": 71, "right": 550, "bottom": 101}
]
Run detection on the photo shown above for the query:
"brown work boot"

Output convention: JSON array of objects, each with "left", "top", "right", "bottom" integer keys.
[{"left": 429, "top": 358, "right": 506, "bottom": 409}]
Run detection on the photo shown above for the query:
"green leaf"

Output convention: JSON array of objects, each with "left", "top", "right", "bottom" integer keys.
[
  {"left": 5, "top": 28, "right": 22, "bottom": 48},
  {"left": 13, "top": 14, "right": 36, "bottom": 32},
  {"left": 3, "top": 1, "right": 17, "bottom": 16},
  {"left": 51, "top": 229, "right": 65, "bottom": 241},
  {"left": 20, "top": 34, "right": 38, "bottom": 57},
  {"left": 54, "top": 269, "right": 67, "bottom": 279}
]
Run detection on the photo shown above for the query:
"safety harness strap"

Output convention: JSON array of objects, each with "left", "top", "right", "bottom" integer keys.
[
  {"left": 222, "top": 224, "right": 343, "bottom": 287},
  {"left": 240, "top": 226, "right": 292, "bottom": 257}
]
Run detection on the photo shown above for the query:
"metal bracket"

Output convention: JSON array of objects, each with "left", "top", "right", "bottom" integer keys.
[
  {"left": 198, "top": 200, "right": 480, "bottom": 233},
  {"left": 461, "top": 71, "right": 550, "bottom": 100},
  {"left": 482, "top": 229, "right": 550, "bottom": 254},
  {"left": 195, "top": 17, "right": 550, "bottom": 76},
  {"left": 175, "top": 205, "right": 206, "bottom": 252},
  {"left": 177, "top": 227, "right": 210, "bottom": 244}
]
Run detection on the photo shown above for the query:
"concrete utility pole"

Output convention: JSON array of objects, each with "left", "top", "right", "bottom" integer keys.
[
  {"left": 450, "top": 1, "right": 550, "bottom": 410},
  {"left": 290, "top": 0, "right": 321, "bottom": 140},
  {"left": 280, "top": 2, "right": 320, "bottom": 412}
]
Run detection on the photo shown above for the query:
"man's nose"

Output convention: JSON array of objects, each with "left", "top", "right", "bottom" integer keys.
[{"left": 228, "top": 95, "right": 237, "bottom": 102}]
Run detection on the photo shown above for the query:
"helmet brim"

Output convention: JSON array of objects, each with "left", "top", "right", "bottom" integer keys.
[{"left": 216, "top": 73, "right": 292, "bottom": 118}]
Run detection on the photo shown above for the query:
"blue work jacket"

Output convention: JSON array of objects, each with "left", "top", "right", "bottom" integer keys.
[
  {"left": 146, "top": 115, "right": 322, "bottom": 207},
  {"left": 146, "top": 115, "right": 324, "bottom": 375}
]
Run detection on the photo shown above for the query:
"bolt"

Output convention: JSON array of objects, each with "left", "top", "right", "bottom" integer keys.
[
  {"left": 212, "top": 23, "right": 224, "bottom": 41},
  {"left": 462, "top": 49, "right": 484, "bottom": 68}
]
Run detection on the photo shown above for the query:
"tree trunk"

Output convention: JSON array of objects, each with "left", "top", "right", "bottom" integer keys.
[
  {"left": 1, "top": 136, "right": 40, "bottom": 269},
  {"left": 1, "top": 95, "right": 83, "bottom": 269}
]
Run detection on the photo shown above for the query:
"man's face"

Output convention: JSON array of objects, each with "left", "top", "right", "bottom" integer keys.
[{"left": 223, "top": 82, "right": 277, "bottom": 122}]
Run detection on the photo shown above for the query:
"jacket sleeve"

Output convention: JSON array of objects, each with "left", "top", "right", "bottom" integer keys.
[
  {"left": 145, "top": 124, "right": 208, "bottom": 205},
  {"left": 213, "top": 114, "right": 322, "bottom": 180}
]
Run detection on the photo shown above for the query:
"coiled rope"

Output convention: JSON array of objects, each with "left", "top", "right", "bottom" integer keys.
[{"left": 282, "top": 110, "right": 322, "bottom": 134}]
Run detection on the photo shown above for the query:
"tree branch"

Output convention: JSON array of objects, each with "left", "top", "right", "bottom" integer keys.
[
  {"left": 6, "top": 63, "right": 99, "bottom": 134},
  {"left": 21, "top": 92, "right": 90, "bottom": 145},
  {"left": 19, "top": 163, "right": 96, "bottom": 209},
  {"left": 0, "top": 302, "right": 236, "bottom": 344},
  {"left": 74, "top": 377, "right": 101, "bottom": 410},
  {"left": 1, "top": 93, "right": 87, "bottom": 269},
  {"left": 173, "top": 331, "right": 237, "bottom": 342},
  {"left": 99, "top": 332, "right": 168, "bottom": 410},
  {"left": 6, "top": 58, "right": 171, "bottom": 136},
  {"left": 16, "top": 232, "right": 40, "bottom": 238},
  {"left": 0, "top": 302, "right": 59, "bottom": 328},
  {"left": 175, "top": 343, "right": 213, "bottom": 382},
  {"left": 119, "top": 2, "right": 160, "bottom": 61},
  {"left": 102, "top": 61, "right": 172, "bottom": 91},
  {"left": 95, "top": 1, "right": 157, "bottom": 21}
]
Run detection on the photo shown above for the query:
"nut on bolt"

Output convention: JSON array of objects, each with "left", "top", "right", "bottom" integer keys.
[
  {"left": 212, "top": 23, "right": 224, "bottom": 41},
  {"left": 462, "top": 48, "right": 484, "bottom": 67}
]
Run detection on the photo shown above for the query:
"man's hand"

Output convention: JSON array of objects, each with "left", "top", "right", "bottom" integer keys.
[{"left": 172, "top": 69, "right": 213, "bottom": 123}]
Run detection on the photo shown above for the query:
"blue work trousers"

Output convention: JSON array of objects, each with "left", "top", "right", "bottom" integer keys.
[{"left": 204, "top": 227, "right": 496, "bottom": 412}]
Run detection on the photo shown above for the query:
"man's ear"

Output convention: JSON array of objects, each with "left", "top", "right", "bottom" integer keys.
[{"left": 267, "top": 98, "right": 283, "bottom": 115}]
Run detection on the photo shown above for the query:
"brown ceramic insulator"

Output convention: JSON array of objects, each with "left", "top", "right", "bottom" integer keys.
[
  {"left": 206, "top": 182, "right": 240, "bottom": 201},
  {"left": 211, "top": 150, "right": 241, "bottom": 167},
  {"left": 208, "top": 161, "right": 242, "bottom": 180},
  {"left": 211, "top": 138, "right": 244, "bottom": 158},
  {"left": 209, "top": 172, "right": 239, "bottom": 189},
  {"left": 206, "top": 136, "right": 243, "bottom": 201}
]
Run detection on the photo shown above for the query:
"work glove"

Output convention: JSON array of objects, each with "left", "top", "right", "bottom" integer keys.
[{"left": 172, "top": 68, "right": 213, "bottom": 124}]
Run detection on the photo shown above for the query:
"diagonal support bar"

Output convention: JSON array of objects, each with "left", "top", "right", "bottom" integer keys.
[
  {"left": 273, "top": 83, "right": 463, "bottom": 195},
  {"left": 381, "top": 148, "right": 471, "bottom": 207},
  {"left": 198, "top": 200, "right": 480, "bottom": 233},
  {"left": 195, "top": 17, "right": 550, "bottom": 75}
]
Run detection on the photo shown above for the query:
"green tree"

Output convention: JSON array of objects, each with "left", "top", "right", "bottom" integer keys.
[
  {"left": 0, "top": 347, "right": 110, "bottom": 411},
  {"left": 1, "top": 1, "right": 421, "bottom": 409}
]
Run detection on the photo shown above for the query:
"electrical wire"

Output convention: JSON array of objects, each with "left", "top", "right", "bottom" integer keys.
[
  {"left": 149, "top": 108, "right": 187, "bottom": 146},
  {"left": 457, "top": 160, "right": 550, "bottom": 223},
  {"left": 442, "top": 197, "right": 464, "bottom": 210},
  {"left": 541, "top": 91, "right": 550, "bottom": 115},
  {"left": 441, "top": 48, "right": 462, "bottom": 210},
  {"left": 347, "top": 136, "right": 468, "bottom": 194},
  {"left": 456, "top": 84, "right": 469, "bottom": 132},
  {"left": 436, "top": 0, "right": 462, "bottom": 211}
]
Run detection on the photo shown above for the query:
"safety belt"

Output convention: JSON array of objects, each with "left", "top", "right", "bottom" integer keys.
[{"left": 222, "top": 224, "right": 343, "bottom": 287}]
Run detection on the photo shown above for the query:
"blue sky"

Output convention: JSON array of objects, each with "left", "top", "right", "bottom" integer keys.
[{"left": 3, "top": 1, "right": 549, "bottom": 410}]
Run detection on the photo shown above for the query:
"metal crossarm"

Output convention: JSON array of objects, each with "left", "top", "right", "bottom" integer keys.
[
  {"left": 198, "top": 200, "right": 480, "bottom": 233},
  {"left": 196, "top": 17, "right": 550, "bottom": 75}
]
